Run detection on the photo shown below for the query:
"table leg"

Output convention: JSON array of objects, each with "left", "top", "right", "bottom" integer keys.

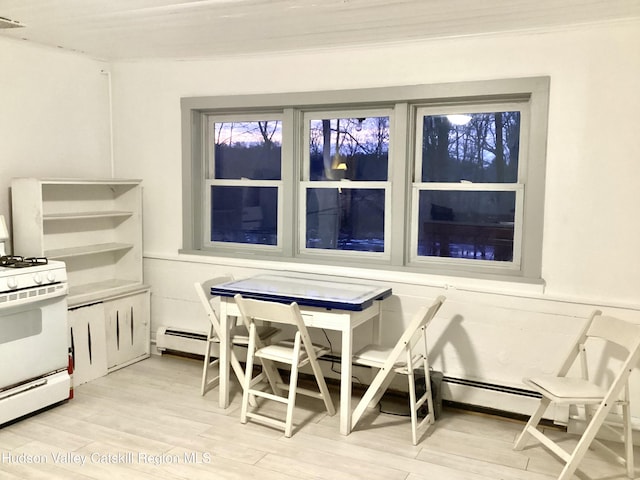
[
  {"left": 219, "top": 300, "right": 230, "bottom": 409},
  {"left": 372, "top": 303, "right": 382, "bottom": 344},
  {"left": 340, "top": 326, "right": 353, "bottom": 435}
]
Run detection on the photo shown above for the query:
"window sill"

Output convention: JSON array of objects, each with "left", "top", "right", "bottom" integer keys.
[{"left": 147, "top": 249, "right": 546, "bottom": 298}]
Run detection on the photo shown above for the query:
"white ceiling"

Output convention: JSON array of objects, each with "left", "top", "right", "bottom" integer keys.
[{"left": 1, "top": 0, "right": 639, "bottom": 61}]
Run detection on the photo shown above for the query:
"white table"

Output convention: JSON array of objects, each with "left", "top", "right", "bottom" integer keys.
[{"left": 210, "top": 274, "right": 392, "bottom": 435}]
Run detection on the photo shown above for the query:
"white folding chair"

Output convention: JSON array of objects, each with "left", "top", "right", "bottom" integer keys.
[
  {"left": 235, "top": 294, "right": 336, "bottom": 437},
  {"left": 195, "top": 278, "right": 279, "bottom": 397},
  {"left": 514, "top": 310, "right": 640, "bottom": 480},
  {"left": 351, "top": 295, "right": 446, "bottom": 445}
]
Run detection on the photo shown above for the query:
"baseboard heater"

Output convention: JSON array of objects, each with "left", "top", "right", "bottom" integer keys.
[
  {"left": 156, "top": 327, "right": 209, "bottom": 356},
  {"left": 154, "top": 328, "right": 541, "bottom": 403},
  {"left": 442, "top": 375, "right": 541, "bottom": 399}
]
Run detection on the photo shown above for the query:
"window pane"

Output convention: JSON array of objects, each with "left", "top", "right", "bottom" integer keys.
[
  {"left": 309, "top": 117, "right": 389, "bottom": 181},
  {"left": 211, "top": 186, "right": 277, "bottom": 245},
  {"left": 418, "top": 191, "right": 515, "bottom": 261},
  {"left": 213, "top": 121, "right": 281, "bottom": 180},
  {"left": 306, "top": 188, "right": 384, "bottom": 252},
  {"left": 421, "top": 112, "right": 520, "bottom": 183}
]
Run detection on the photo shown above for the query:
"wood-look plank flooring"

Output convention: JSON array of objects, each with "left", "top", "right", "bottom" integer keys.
[{"left": 0, "top": 354, "right": 636, "bottom": 479}]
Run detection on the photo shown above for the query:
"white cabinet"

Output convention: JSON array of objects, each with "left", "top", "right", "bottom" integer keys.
[
  {"left": 68, "top": 303, "right": 108, "bottom": 386},
  {"left": 11, "top": 178, "right": 144, "bottom": 307},
  {"left": 105, "top": 289, "right": 150, "bottom": 370}
]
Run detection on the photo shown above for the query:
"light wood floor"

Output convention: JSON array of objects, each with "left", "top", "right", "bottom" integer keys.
[{"left": 0, "top": 354, "right": 635, "bottom": 479}]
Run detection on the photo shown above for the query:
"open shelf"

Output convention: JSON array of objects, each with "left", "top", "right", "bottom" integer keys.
[
  {"left": 46, "top": 242, "right": 134, "bottom": 260},
  {"left": 44, "top": 211, "right": 133, "bottom": 221},
  {"left": 11, "top": 178, "right": 144, "bottom": 303}
]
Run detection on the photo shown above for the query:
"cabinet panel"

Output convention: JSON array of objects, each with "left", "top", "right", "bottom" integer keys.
[
  {"left": 105, "top": 290, "right": 150, "bottom": 370},
  {"left": 68, "top": 303, "right": 108, "bottom": 386}
]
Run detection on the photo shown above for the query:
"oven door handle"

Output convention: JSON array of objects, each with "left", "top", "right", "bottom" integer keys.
[{"left": 0, "top": 378, "right": 48, "bottom": 401}]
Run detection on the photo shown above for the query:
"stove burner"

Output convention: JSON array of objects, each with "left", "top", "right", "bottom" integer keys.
[{"left": 0, "top": 255, "right": 49, "bottom": 268}]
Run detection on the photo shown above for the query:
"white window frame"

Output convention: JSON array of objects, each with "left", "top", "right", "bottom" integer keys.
[
  {"left": 298, "top": 108, "right": 393, "bottom": 260},
  {"left": 409, "top": 102, "right": 529, "bottom": 270},
  {"left": 203, "top": 113, "right": 284, "bottom": 252}
]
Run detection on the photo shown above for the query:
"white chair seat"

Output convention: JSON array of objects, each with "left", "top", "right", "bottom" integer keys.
[
  {"left": 354, "top": 344, "right": 421, "bottom": 370},
  {"left": 525, "top": 376, "right": 606, "bottom": 401},
  {"left": 229, "top": 325, "right": 279, "bottom": 345},
  {"left": 258, "top": 340, "right": 330, "bottom": 364},
  {"left": 354, "top": 345, "right": 393, "bottom": 366}
]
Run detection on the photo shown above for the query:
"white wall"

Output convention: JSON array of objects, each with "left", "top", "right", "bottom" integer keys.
[
  {"left": 112, "top": 20, "right": 640, "bottom": 417},
  {"left": 112, "top": 20, "right": 640, "bottom": 303},
  {"left": 0, "top": 38, "right": 112, "bottom": 251}
]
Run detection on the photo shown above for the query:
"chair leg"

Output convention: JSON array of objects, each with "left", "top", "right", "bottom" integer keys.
[
  {"left": 260, "top": 356, "right": 285, "bottom": 397},
  {"left": 422, "top": 358, "right": 435, "bottom": 427},
  {"left": 514, "top": 397, "right": 551, "bottom": 450},
  {"left": 315, "top": 371, "right": 336, "bottom": 416},
  {"left": 201, "top": 338, "right": 211, "bottom": 396},
  {"left": 240, "top": 327, "right": 257, "bottom": 425},
  {"left": 352, "top": 367, "right": 397, "bottom": 430},
  {"left": 622, "top": 390, "right": 634, "bottom": 478},
  {"left": 284, "top": 359, "right": 300, "bottom": 438},
  {"left": 306, "top": 347, "right": 335, "bottom": 416},
  {"left": 371, "top": 371, "right": 397, "bottom": 407},
  {"left": 557, "top": 398, "right": 619, "bottom": 480},
  {"left": 201, "top": 337, "right": 220, "bottom": 396},
  {"left": 407, "top": 371, "right": 418, "bottom": 445}
]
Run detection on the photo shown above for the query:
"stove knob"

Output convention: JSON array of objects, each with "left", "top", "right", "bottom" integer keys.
[
  {"left": 47, "top": 271, "right": 56, "bottom": 282},
  {"left": 34, "top": 273, "right": 43, "bottom": 284},
  {"left": 7, "top": 277, "right": 18, "bottom": 289}
]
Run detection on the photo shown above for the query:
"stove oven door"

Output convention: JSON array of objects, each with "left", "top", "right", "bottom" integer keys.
[{"left": 0, "top": 288, "right": 69, "bottom": 390}]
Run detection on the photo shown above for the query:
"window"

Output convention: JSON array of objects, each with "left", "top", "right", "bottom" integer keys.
[
  {"left": 411, "top": 105, "right": 525, "bottom": 270},
  {"left": 205, "top": 116, "right": 283, "bottom": 250},
  {"left": 182, "top": 77, "right": 549, "bottom": 280},
  {"left": 300, "top": 110, "right": 391, "bottom": 258}
]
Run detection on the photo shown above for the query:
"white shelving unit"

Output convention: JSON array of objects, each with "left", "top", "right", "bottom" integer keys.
[
  {"left": 11, "top": 178, "right": 146, "bottom": 307},
  {"left": 11, "top": 178, "right": 150, "bottom": 381}
]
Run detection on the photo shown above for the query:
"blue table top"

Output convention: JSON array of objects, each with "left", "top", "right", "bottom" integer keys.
[{"left": 210, "top": 274, "right": 392, "bottom": 311}]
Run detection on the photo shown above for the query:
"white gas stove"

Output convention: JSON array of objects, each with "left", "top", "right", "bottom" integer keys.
[
  {"left": 0, "top": 222, "right": 71, "bottom": 425},
  {"left": 0, "top": 256, "right": 68, "bottom": 303}
]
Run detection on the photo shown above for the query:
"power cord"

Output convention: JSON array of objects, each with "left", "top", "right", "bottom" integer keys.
[{"left": 321, "top": 328, "right": 363, "bottom": 385}]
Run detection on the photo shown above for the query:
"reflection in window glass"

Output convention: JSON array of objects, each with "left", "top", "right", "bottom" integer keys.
[
  {"left": 306, "top": 188, "right": 385, "bottom": 252},
  {"left": 421, "top": 112, "right": 520, "bottom": 183},
  {"left": 211, "top": 186, "right": 278, "bottom": 245},
  {"left": 418, "top": 190, "right": 515, "bottom": 261},
  {"left": 213, "top": 121, "right": 282, "bottom": 180},
  {"left": 309, "top": 117, "right": 389, "bottom": 181}
]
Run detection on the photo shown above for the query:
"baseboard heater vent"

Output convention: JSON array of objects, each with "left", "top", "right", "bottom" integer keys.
[
  {"left": 156, "top": 327, "right": 208, "bottom": 356},
  {"left": 443, "top": 375, "right": 542, "bottom": 399}
]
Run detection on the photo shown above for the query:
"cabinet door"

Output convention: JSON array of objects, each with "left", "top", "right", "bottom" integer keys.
[
  {"left": 68, "top": 303, "right": 108, "bottom": 386},
  {"left": 105, "top": 290, "right": 150, "bottom": 370}
]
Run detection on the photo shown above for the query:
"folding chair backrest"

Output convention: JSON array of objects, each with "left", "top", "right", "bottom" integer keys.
[
  {"left": 588, "top": 314, "right": 640, "bottom": 354},
  {"left": 406, "top": 295, "right": 446, "bottom": 353},
  {"left": 585, "top": 314, "right": 640, "bottom": 392},
  {"left": 195, "top": 275, "right": 234, "bottom": 337},
  {"left": 234, "top": 294, "right": 316, "bottom": 356},
  {"left": 386, "top": 295, "right": 446, "bottom": 365}
]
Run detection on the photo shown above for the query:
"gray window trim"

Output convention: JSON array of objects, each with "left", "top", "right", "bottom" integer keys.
[{"left": 181, "top": 76, "right": 549, "bottom": 281}]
